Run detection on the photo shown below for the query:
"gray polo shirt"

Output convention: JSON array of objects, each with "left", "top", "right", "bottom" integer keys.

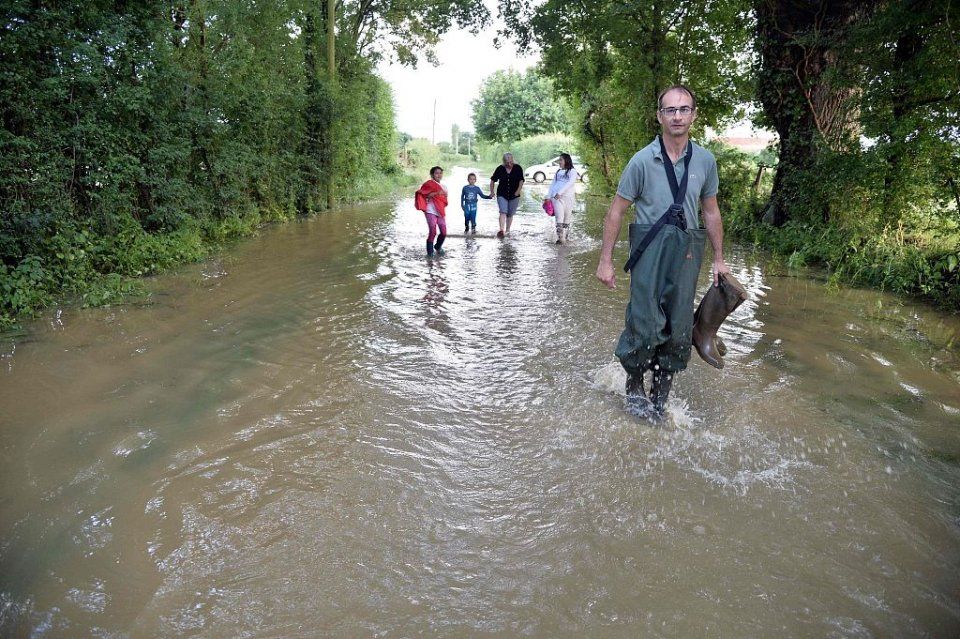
[{"left": 616, "top": 137, "right": 718, "bottom": 229}]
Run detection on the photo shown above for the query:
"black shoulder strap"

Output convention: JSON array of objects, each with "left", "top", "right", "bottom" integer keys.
[
  {"left": 621, "top": 138, "right": 694, "bottom": 273},
  {"left": 658, "top": 136, "right": 693, "bottom": 207}
]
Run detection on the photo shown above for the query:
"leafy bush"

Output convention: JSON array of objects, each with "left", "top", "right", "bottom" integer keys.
[
  {"left": 710, "top": 140, "right": 959, "bottom": 309},
  {"left": 724, "top": 214, "right": 960, "bottom": 310},
  {"left": 0, "top": 2, "right": 405, "bottom": 330},
  {"left": 706, "top": 140, "right": 770, "bottom": 223},
  {"left": 405, "top": 138, "right": 443, "bottom": 174}
]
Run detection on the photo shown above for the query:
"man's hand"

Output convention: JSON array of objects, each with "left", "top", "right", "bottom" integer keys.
[
  {"left": 596, "top": 259, "right": 616, "bottom": 289},
  {"left": 712, "top": 258, "right": 731, "bottom": 286},
  {"left": 596, "top": 194, "right": 632, "bottom": 290}
]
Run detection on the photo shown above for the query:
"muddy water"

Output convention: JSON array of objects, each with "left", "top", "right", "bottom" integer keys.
[{"left": 1, "top": 167, "right": 959, "bottom": 637}]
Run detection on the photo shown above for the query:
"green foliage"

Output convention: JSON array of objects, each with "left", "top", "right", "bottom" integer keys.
[
  {"left": 471, "top": 70, "right": 569, "bottom": 143},
  {"left": 337, "top": 0, "right": 487, "bottom": 66},
  {"left": 727, "top": 216, "right": 960, "bottom": 309},
  {"left": 0, "top": 258, "right": 54, "bottom": 322},
  {"left": 401, "top": 137, "right": 475, "bottom": 178},
  {"left": 720, "top": 1, "right": 958, "bottom": 309},
  {"left": 499, "top": 0, "right": 754, "bottom": 189},
  {"left": 715, "top": 142, "right": 960, "bottom": 309},
  {"left": 439, "top": 153, "right": 473, "bottom": 169},
  {"left": 405, "top": 138, "right": 443, "bottom": 173},
  {"left": 327, "top": 74, "right": 400, "bottom": 204},
  {"left": 0, "top": 0, "right": 459, "bottom": 330},
  {"left": 455, "top": 131, "right": 477, "bottom": 157},
  {"left": 705, "top": 141, "right": 770, "bottom": 220},
  {"left": 848, "top": 1, "right": 960, "bottom": 224},
  {"left": 4, "top": 0, "right": 956, "bottom": 327},
  {"left": 753, "top": 1, "right": 959, "bottom": 227}
]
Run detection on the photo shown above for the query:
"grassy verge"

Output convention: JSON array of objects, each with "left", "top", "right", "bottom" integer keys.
[
  {"left": 711, "top": 142, "right": 960, "bottom": 311},
  {"left": 724, "top": 213, "right": 960, "bottom": 309},
  {"left": 0, "top": 169, "right": 413, "bottom": 332}
]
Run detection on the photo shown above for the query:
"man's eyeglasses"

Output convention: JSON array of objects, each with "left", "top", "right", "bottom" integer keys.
[{"left": 659, "top": 106, "right": 695, "bottom": 116}]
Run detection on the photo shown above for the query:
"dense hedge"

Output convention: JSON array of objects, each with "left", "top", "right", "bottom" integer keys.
[{"left": 0, "top": 1, "right": 402, "bottom": 329}]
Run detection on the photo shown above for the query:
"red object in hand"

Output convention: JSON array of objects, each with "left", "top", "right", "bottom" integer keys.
[
  {"left": 415, "top": 180, "right": 448, "bottom": 217},
  {"left": 542, "top": 199, "right": 555, "bottom": 216}
]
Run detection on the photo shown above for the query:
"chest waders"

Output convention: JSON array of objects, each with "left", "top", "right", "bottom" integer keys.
[{"left": 616, "top": 137, "right": 707, "bottom": 402}]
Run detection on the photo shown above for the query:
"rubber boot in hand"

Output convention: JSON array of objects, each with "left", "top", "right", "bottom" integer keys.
[{"left": 692, "top": 272, "right": 747, "bottom": 369}]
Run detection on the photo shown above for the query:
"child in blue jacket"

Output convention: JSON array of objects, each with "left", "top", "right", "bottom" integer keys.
[{"left": 460, "top": 173, "right": 491, "bottom": 233}]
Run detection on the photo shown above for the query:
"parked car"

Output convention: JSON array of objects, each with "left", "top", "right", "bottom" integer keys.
[{"left": 524, "top": 155, "right": 589, "bottom": 183}]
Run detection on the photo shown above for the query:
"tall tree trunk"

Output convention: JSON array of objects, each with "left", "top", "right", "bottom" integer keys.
[
  {"left": 755, "top": 0, "right": 870, "bottom": 225},
  {"left": 882, "top": 11, "right": 924, "bottom": 217},
  {"left": 326, "top": 0, "right": 336, "bottom": 211},
  {"left": 186, "top": 1, "right": 225, "bottom": 218},
  {"left": 299, "top": 11, "right": 322, "bottom": 214},
  {"left": 582, "top": 106, "right": 611, "bottom": 184},
  {"left": 647, "top": 4, "right": 666, "bottom": 138}
]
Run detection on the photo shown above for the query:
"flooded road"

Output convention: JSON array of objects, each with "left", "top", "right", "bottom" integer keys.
[{"left": 2, "top": 167, "right": 959, "bottom": 637}]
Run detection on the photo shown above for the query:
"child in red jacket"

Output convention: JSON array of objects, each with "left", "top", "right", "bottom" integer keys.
[{"left": 415, "top": 166, "right": 448, "bottom": 256}]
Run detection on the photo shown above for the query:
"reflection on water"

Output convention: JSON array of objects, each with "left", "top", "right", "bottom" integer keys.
[
  {"left": 496, "top": 240, "right": 520, "bottom": 277},
  {"left": 421, "top": 264, "right": 450, "bottom": 333},
  {"left": 1, "top": 167, "right": 959, "bottom": 637}
]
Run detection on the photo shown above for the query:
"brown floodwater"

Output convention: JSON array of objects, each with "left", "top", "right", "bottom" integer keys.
[{"left": 1, "top": 167, "right": 959, "bottom": 637}]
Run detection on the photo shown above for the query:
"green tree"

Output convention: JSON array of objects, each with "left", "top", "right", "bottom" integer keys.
[
  {"left": 731, "top": 0, "right": 959, "bottom": 307},
  {"left": 471, "top": 69, "right": 569, "bottom": 143},
  {"left": 335, "top": 0, "right": 488, "bottom": 66},
  {"left": 498, "top": 0, "right": 753, "bottom": 188},
  {"left": 0, "top": 0, "right": 479, "bottom": 327},
  {"left": 846, "top": 1, "right": 960, "bottom": 219},
  {"left": 754, "top": 0, "right": 959, "bottom": 226},
  {"left": 754, "top": 0, "right": 875, "bottom": 225},
  {"left": 456, "top": 131, "right": 476, "bottom": 156}
]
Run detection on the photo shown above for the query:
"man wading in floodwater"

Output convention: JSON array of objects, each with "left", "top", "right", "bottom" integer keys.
[{"left": 595, "top": 85, "right": 730, "bottom": 421}]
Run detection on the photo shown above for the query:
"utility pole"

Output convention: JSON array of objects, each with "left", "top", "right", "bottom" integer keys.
[
  {"left": 432, "top": 99, "right": 436, "bottom": 145},
  {"left": 327, "top": 0, "right": 335, "bottom": 210}
]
